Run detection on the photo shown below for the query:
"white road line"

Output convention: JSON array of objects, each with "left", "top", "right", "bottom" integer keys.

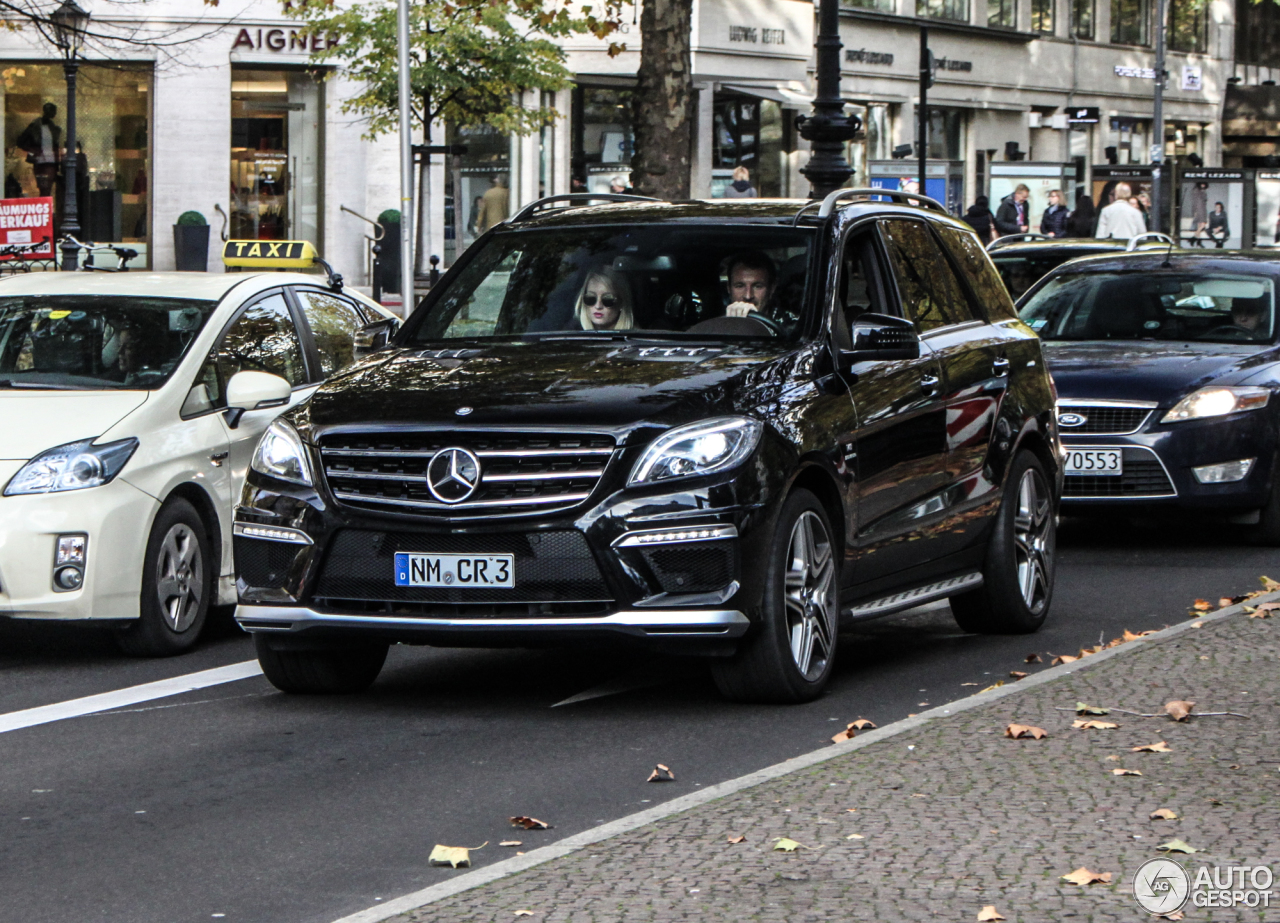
[{"left": 0, "top": 661, "right": 263, "bottom": 735}]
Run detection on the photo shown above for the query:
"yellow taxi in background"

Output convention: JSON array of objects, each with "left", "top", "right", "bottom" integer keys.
[{"left": 0, "top": 243, "right": 397, "bottom": 655}]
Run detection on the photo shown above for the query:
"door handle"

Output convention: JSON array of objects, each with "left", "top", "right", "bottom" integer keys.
[
  {"left": 210, "top": 451, "right": 229, "bottom": 467},
  {"left": 920, "top": 374, "right": 940, "bottom": 396},
  {"left": 992, "top": 357, "right": 1010, "bottom": 377}
]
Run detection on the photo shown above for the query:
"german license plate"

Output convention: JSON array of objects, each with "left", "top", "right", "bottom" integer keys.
[
  {"left": 1065, "top": 448, "right": 1123, "bottom": 476},
  {"left": 393, "top": 553, "right": 514, "bottom": 588}
]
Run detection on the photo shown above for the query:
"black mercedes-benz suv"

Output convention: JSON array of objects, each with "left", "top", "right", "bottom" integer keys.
[{"left": 233, "top": 191, "right": 1062, "bottom": 703}]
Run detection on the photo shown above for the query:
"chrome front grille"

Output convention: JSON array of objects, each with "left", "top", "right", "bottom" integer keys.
[
  {"left": 320, "top": 431, "right": 616, "bottom": 518},
  {"left": 1057, "top": 401, "right": 1156, "bottom": 436}
]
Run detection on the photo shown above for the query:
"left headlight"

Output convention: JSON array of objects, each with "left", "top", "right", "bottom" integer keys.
[
  {"left": 1160, "top": 386, "right": 1271, "bottom": 424},
  {"left": 629, "top": 416, "right": 763, "bottom": 486},
  {"left": 4, "top": 437, "right": 138, "bottom": 496},
  {"left": 251, "top": 419, "right": 314, "bottom": 486}
]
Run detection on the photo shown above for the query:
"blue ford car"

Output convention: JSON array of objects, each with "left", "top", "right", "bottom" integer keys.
[{"left": 1018, "top": 251, "right": 1280, "bottom": 541}]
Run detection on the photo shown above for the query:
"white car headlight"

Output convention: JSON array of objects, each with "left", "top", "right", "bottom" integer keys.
[
  {"left": 4, "top": 437, "right": 138, "bottom": 496},
  {"left": 251, "top": 419, "right": 313, "bottom": 486},
  {"left": 1160, "top": 386, "right": 1270, "bottom": 424},
  {"left": 629, "top": 416, "right": 763, "bottom": 486}
]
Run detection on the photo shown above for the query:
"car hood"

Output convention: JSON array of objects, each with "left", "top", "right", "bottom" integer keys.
[
  {"left": 302, "top": 340, "right": 795, "bottom": 438},
  {"left": 0, "top": 390, "right": 149, "bottom": 460},
  {"left": 1043, "top": 340, "right": 1272, "bottom": 404}
]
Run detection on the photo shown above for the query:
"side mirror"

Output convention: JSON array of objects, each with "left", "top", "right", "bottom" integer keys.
[
  {"left": 354, "top": 318, "right": 399, "bottom": 357},
  {"left": 840, "top": 313, "right": 921, "bottom": 370},
  {"left": 224, "top": 370, "right": 291, "bottom": 429}
]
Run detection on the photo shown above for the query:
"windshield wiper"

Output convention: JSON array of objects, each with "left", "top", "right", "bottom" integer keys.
[{"left": 0, "top": 379, "right": 98, "bottom": 390}]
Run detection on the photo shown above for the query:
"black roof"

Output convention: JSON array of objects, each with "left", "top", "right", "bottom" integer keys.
[
  {"left": 1041, "top": 249, "right": 1280, "bottom": 276},
  {"left": 988, "top": 239, "right": 1129, "bottom": 258}
]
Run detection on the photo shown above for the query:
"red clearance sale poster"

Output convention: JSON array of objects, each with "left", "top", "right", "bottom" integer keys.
[{"left": 0, "top": 197, "right": 55, "bottom": 259}]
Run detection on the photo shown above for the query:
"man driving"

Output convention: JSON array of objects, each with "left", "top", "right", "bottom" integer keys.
[
  {"left": 724, "top": 252, "right": 777, "bottom": 318},
  {"left": 1230, "top": 296, "right": 1269, "bottom": 337}
]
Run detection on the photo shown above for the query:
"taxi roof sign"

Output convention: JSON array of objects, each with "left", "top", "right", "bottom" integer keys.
[{"left": 222, "top": 239, "right": 319, "bottom": 269}]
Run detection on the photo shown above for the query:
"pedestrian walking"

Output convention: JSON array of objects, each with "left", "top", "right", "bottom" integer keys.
[
  {"left": 994, "top": 184, "right": 1030, "bottom": 237},
  {"left": 1039, "top": 189, "right": 1069, "bottom": 238},
  {"left": 1095, "top": 181, "right": 1147, "bottom": 239},
  {"left": 962, "top": 195, "right": 997, "bottom": 242},
  {"left": 1065, "top": 191, "right": 1095, "bottom": 237},
  {"left": 474, "top": 174, "right": 510, "bottom": 234},
  {"left": 723, "top": 165, "right": 757, "bottom": 199}
]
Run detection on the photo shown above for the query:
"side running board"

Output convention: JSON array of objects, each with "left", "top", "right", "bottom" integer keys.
[{"left": 842, "top": 572, "right": 983, "bottom": 621}]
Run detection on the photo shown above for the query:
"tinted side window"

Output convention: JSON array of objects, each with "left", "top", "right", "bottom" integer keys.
[
  {"left": 834, "top": 233, "right": 891, "bottom": 349},
  {"left": 296, "top": 290, "right": 365, "bottom": 377},
  {"left": 938, "top": 226, "right": 1019, "bottom": 320},
  {"left": 198, "top": 293, "right": 306, "bottom": 408},
  {"left": 880, "top": 219, "right": 976, "bottom": 333}
]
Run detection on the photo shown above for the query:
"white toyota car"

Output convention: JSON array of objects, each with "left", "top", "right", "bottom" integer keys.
[{"left": 0, "top": 251, "right": 397, "bottom": 655}]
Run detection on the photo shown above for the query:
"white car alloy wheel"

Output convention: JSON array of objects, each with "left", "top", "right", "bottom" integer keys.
[
  {"left": 1012, "top": 467, "right": 1053, "bottom": 615},
  {"left": 784, "top": 510, "right": 838, "bottom": 681},
  {"left": 155, "top": 522, "right": 205, "bottom": 633}
]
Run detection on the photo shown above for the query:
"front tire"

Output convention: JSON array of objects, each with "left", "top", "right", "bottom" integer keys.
[
  {"left": 951, "top": 451, "right": 1055, "bottom": 634},
  {"left": 254, "top": 634, "right": 388, "bottom": 694},
  {"left": 712, "top": 489, "right": 839, "bottom": 704},
  {"left": 116, "top": 498, "right": 211, "bottom": 657}
]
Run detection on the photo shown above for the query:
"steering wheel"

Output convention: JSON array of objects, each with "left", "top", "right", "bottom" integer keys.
[
  {"left": 744, "top": 312, "right": 785, "bottom": 337},
  {"left": 1202, "top": 324, "right": 1257, "bottom": 342}
]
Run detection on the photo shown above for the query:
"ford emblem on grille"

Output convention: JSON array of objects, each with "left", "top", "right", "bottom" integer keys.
[
  {"left": 1058, "top": 412, "right": 1087, "bottom": 427},
  {"left": 426, "top": 447, "right": 481, "bottom": 503}
]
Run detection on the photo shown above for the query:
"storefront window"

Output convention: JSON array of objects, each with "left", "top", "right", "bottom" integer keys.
[
  {"left": 1111, "top": 0, "right": 1149, "bottom": 44},
  {"left": 917, "top": 0, "right": 969, "bottom": 22},
  {"left": 1072, "top": 0, "right": 1095, "bottom": 38},
  {"left": 230, "top": 68, "right": 323, "bottom": 246},
  {"left": 927, "top": 108, "right": 964, "bottom": 161},
  {"left": 844, "top": 0, "right": 895, "bottom": 11},
  {"left": 1032, "top": 0, "right": 1054, "bottom": 32},
  {"left": 571, "top": 85, "right": 634, "bottom": 194},
  {"left": 444, "top": 122, "right": 511, "bottom": 265},
  {"left": 2, "top": 63, "right": 151, "bottom": 265},
  {"left": 1168, "top": 0, "right": 1207, "bottom": 52},
  {"left": 1236, "top": 0, "right": 1280, "bottom": 67},
  {"left": 712, "top": 93, "right": 786, "bottom": 197},
  {"left": 988, "top": 0, "right": 1016, "bottom": 29}
]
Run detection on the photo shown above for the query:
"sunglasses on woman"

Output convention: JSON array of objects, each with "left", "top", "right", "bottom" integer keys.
[{"left": 583, "top": 293, "right": 618, "bottom": 308}]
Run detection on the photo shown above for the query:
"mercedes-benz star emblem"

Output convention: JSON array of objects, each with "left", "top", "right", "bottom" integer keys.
[
  {"left": 426, "top": 447, "right": 481, "bottom": 503},
  {"left": 1058, "top": 412, "right": 1087, "bottom": 427},
  {"left": 455, "top": 406, "right": 474, "bottom": 416}
]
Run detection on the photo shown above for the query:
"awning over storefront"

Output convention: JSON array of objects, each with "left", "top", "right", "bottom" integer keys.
[
  {"left": 720, "top": 82, "right": 814, "bottom": 108},
  {"left": 1223, "top": 85, "right": 1280, "bottom": 138}
]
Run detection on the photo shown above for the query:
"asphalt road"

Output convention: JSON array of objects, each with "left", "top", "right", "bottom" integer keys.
[{"left": 1, "top": 515, "right": 1275, "bottom": 923}]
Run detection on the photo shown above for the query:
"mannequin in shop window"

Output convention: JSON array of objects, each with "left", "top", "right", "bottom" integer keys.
[{"left": 15, "top": 103, "right": 62, "bottom": 198}]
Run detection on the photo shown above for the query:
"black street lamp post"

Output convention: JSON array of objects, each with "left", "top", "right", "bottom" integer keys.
[
  {"left": 798, "top": 0, "right": 861, "bottom": 198},
  {"left": 51, "top": 0, "right": 90, "bottom": 271}
]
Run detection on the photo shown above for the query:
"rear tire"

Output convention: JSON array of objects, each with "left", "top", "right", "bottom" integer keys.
[
  {"left": 254, "top": 634, "right": 388, "bottom": 694},
  {"left": 951, "top": 451, "right": 1055, "bottom": 634},
  {"left": 116, "top": 498, "right": 211, "bottom": 657},
  {"left": 712, "top": 489, "right": 839, "bottom": 704}
]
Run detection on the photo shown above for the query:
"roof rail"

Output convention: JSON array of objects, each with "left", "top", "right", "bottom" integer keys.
[
  {"left": 510, "top": 193, "right": 661, "bottom": 223},
  {"left": 813, "top": 187, "right": 949, "bottom": 219},
  {"left": 986, "top": 233, "right": 1049, "bottom": 252},
  {"left": 1126, "top": 231, "right": 1175, "bottom": 251}
]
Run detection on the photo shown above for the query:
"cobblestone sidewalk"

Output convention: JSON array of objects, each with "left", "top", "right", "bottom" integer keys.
[{"left": 395, "top": 604, "right": 1280, "bottom": 923}]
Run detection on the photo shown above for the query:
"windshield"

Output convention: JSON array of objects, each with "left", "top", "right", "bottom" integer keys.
[
  {"left": 406, "top": 225, "right": 816, "bottom": 344},
  {"left": 1019, "top": 272, "right": 1276, "bottom": 344},
  {"left": 0, "top": 296, "right": 218, "bottom": 390}
]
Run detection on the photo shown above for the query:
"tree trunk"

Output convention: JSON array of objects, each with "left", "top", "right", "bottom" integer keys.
[{"left": 630, "top": 0, "right": 694, "bottom": 200}]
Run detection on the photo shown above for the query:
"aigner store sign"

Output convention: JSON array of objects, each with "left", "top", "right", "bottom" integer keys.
[{"left": 232, "top": 27, "right": 338, "bottom": 52}]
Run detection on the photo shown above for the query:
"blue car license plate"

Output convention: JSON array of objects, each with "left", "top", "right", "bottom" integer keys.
[{"left": 393, "top": 553, "right": 514, "bottom": 588}]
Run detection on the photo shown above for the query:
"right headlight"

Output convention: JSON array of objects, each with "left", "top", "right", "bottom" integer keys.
[
  {"left": 629, "top": 416, "right": 763, "bottom": 485},
  {"left": 1160, "top": 386, "right": 1271, "bottom": 424},
  {"left": 250, "top": 419, "right": 313, "bottom": 486}
]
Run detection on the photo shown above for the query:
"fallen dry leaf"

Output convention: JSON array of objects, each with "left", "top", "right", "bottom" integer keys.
[
  {"left": 1073, "top": 719, "right": 1120, "bottom": 730},
  {"left": 1150, "top": 808, "right": 1179, "bottom": 820},
  {"left": 1051, "top": 654, "right": 1079, "bottom": 665},
  {"left": 851, "top": 718, "right": 877, "bottom": 730},
  {"left": 1156, "top": 912, "right": 1184, "bottom": 921},
  {"left": 1191, "top": 621, "right": 1205, "bottom": 628},
  {"left": 831, "top": 725, "right": 857, "bottom": 743},
  {"left": 845, "top": 833, "right": 864, "bottom": 840},
  {"left": 977, "top": 906, "right": 1006, "bottom": 922},
  {"left": 509, "top": 816, "right": 552, "bottom": 830},
  {"left": 1262, "top": 575, "right": 1280, "bottom": 591},
  {"left": 1228, "top": 764, "right": 1241, "bottom": 770},
  {"left": 1208, "top": 797, "right": 1224, "bottom": 806},
  {"left": 1076, "top": 702, "right": 1110, "bottom": 715},
  {"left": 844, "top": 808, "right": 858, "bottom": 813},
  {"left": 726, "top": 834, "right": 745, "bottom": 844},
  {"left": 1005, "top": 723, "right": 1048, "bottom": 739},
  {"left": 980, "top": 681, "right": 1006, "bottom": 693},
  {"left": 1192, "top": 599, "right": 1214, "bottom": 612},
  {"left": 1248, "top": 603, "right": 1279, "bottom": 619},
  {"left": 1106, "top": 754, "right": 1122, "bottom": 761},
  {"left": 499, "top": 840, "right": 522, "bottom": 847},
  {"left": 646, "top": 764, "right": 676, "bottom": 782},
  {"left": 1132, "top": 741, "right": 1173, "bottom": 753},
  {"left": 1079, "top": 645, "right": 1103, "bottom": 656},
  {"left": 1158, "top": 838, "right": 1198, "bottom": 854},
  {"left": 1061, "top": 867, "right": 1112, "bottom": 886},
  {"left": 1123, "top": 629, "right": 1156, "bottom": 642},
  {"left": 1165, "top": 700, "right": 1195, "bottom": 722},
  {"left": 1112, "top": 768, "right": 1143, "bottom": 776},
  {"left": 429, "top": 842, "right": 487, "bottom": 868},
  {"left": 1219, "top": 595, "right": 1246, "bottom": 608},
  {"left": 513, "top": 912, "right": 535, "bottom": 918},
  {"left": 1025, "top": 653, "right": 1043, "bottom": 663},
  {"left": 773, "top": 837, "right": 805, "bottom": 852},
  {"left": 1009, "top": 671, "right": 1028, "bottom": 680}
]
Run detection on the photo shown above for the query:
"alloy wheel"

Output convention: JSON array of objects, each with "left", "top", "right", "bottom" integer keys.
[
  {"left": 1012, "top": 468, "right": 1053, "bottom": 614},
  {"left": 155, "top": 523, "right": 204, "bottom": 633},
  {"left": 784, "top": 510, "right": 837, "bottom": 681}
]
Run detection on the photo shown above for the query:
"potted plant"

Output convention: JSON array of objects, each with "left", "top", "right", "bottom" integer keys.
[{"left": 173, "top": 210, "right": 210, "bottom": 272}]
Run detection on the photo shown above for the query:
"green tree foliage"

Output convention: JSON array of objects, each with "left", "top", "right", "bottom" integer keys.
[{"left": 283, "top": 0, "right": 624, "bottom": 139}]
